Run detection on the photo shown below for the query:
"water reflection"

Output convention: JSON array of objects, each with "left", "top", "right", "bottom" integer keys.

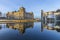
[
  {"left": 0, "top": 22, "right": 60, "bottom": 40},
  {"left": 0, "top": 22, "right": 34, "bottom": 40},
  {"left": 6, "top": 22, "right": 34, "bottom": 34},
  {"left": 0, "top": 25, "right": 2, "bottom": 29},
  {"left": 41, "top": 21, "right": 60, "bottom": 32}
]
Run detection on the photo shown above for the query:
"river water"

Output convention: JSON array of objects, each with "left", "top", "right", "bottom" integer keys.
[{"left": 0, "top": 22, "right": 60, "bottom": 40}]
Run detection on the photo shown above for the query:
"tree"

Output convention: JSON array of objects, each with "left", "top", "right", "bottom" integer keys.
[{"left": 56, "top": 9, "right": 60, "bottom": 12}]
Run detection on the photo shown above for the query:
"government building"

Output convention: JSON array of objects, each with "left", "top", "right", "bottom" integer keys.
[
  {"left": 6, "top": 7, "right": 34, "bottom": 20},
  {"left": 41, "top": 9, "right": 60, "bottom": 23}
]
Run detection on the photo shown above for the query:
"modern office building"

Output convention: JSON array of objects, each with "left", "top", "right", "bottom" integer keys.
[{"left": 41, "top": 9, "right": 60, "bottom": 23}]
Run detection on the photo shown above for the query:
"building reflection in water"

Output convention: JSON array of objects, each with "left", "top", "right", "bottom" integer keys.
[
  {"left": 0, "top": 24, "right": 6, "bottom": 29},
  {"left": 41, "top": 21, "right": 60, "bottom": 32},
  {"left": 6, "top": 22, "right": 34, "bottom": 34},
  {"left": 0, "top": 25, "right": 2, "bottom": 29}
]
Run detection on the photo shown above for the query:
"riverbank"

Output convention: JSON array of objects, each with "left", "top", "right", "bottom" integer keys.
[{"left": 0, "top": 19, "right": 35, "bottom": 23}]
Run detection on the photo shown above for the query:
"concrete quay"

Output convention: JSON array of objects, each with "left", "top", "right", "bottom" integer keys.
[{"left": 0, "top": 19, "right": 34, "bottom": 23}]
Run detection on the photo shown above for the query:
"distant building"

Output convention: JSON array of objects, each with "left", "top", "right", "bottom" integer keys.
[
  {"left": 0, "top": 12, "right": 6, "bottom": 19},
  {"left": 6, "top": 7, "right": 34, "bottom": 20},
  {"left": 35, "top": 18, "right": 40, "bottom": 21}
]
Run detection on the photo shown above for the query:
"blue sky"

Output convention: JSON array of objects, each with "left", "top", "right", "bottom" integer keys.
[{"left": 0, "top": 0, "right": 60, "bottom": 18}]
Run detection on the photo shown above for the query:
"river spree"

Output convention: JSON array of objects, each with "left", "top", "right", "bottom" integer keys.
[{"left": 0, "top": 22, "right": 60, "bottom": 40}]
